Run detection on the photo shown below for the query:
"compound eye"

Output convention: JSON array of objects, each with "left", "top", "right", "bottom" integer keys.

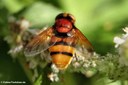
[
  {"left": 68, "top": 14, "right": 75, "bottom": 23},
  {"left": 55, "top": 13, "right": 76, "bottom": 24}
]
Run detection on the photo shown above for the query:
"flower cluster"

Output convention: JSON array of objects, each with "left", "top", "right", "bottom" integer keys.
[
  {"left": 48, "top": 64, "right": 59, "bottom": 82},
  {"left": 114, "top": 27, "right": 128, "bottom": 66},
  {"left": 68, "top": 51, "right": 99, "bottom": 78},
  {"left": 5, "top": 17, "right": 30, "bottom": 57},
  {"left": 114, "top": 27, "right": 128, "bottom": 48},
  {"left": 71, "top": 52, "right": 97, "bottom": 69}
]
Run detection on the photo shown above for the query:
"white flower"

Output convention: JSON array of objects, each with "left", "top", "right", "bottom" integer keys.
[
  {"left": 113, "top": 36, "right": 125, "bottom": 48},
  {"left": 49, "top": 64, "right": 60, "bottom": 82},
  {"left": 48, "top": 73, "right": 59, "bottom": 82},
  {"left": 114, "top": 27, "right": 128, "bottom": 66},
  {"left": 20, "top": 19, "right": 30, "bottom": 30},
  {"left": 91, "top": 61, "right": 97, "bottom": 67},
  {"left": 122, "top": 27, "right": 128, "bottom": 39},
  {"left": 51, "top": 64, "right": 59, "bottom": 73},
  {"left": 123, "top": 27, "right": 128, "bottom": 33},
  {"left": 83, "top": 61, "right": 91, "bottom": 68},
  {"left": 113, "top": 27, "right": 128, "bottom": 48},
  {"left": 72, "top": 62, "right": 80, "bottom": 68},
  {"left": 83, "top": 63, "right": 89, "bottom": 68}
]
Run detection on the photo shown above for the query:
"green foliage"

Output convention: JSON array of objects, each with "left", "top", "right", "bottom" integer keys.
[{"left": 22, "top": 2, "right": 61, "bottom": 27}]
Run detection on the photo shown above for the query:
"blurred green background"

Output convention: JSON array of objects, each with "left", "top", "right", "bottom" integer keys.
[{"left": 0, "top": 0, "right": 128, "bottom": 85}]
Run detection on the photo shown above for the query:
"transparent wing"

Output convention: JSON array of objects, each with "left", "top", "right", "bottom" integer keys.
[
  {"left": 72, "top": 28, "right": 94, "bottom": 58},
  {"left": 24, "top": 27, "right": 55, "bottom": 57},
  {"left": 75, "top": 29, "right": 93, "bottom": 51},
  {"left": 40, "top": 50, "right": 51, "bottom": 63}
]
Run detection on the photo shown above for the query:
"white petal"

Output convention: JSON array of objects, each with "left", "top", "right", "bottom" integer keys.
[
  {"left": 123, "top": 27, "right": 128, "bottom": 33},
  {"left": 113, "top": 36, "right": 125, "bottom": 48},
  {"left": 113, "top": 37, "right": 125, "bottom": 44}
]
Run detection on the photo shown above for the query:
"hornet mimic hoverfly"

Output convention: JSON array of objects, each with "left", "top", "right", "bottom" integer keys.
[{"left": 24, "top": 13, "right": 93, "bottom": 70}]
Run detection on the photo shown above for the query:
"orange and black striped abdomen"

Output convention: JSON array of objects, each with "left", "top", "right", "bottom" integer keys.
[{"left": 49, "top": 35, "right": 76, "bottom": 70}]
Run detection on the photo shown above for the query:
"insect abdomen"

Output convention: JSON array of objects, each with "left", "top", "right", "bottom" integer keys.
[{"left": 49, "top": 45, "right": 74, "bottom": 70}]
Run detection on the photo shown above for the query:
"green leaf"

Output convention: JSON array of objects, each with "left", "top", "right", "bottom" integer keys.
[
  {"left": 34, "top": 75, "right": 42, "bottom": 85},
  {"left": 22, "top": 2, "right": 62, "bottom": 27},
  {"left": 2, "top": 0, "right": 25, "bottom": 13}
]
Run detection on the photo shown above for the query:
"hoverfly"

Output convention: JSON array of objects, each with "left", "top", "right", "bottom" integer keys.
[{"left": 24, "top": 13, "right": 93, "bottom": 70}]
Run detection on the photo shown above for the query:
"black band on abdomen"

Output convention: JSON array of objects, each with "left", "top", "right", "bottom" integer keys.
[
  {"left": 50, "top": 41, "right": 75, "bottom": 47},
  {"left": 50, "top": 52, "right": 73, "bottom": 57}
]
